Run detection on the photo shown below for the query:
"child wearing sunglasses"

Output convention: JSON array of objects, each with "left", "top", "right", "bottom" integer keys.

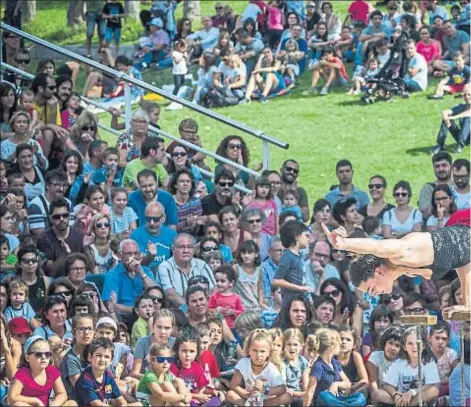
[
  {"left": 8, "top": 335, "right": 76, "bottom": 407},
  {"left": 137, "top": 343, "right": 191, "bottom": 405}
]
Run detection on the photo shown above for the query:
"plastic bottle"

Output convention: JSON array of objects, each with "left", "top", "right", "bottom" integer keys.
[{"left": 228, "top": 339, "right": 238, "bottom": 365}]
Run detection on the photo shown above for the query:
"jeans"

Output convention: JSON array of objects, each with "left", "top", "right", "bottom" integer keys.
[
  {"left": 404, "top": 79, "right": 422, "bottom": 92},
  {"left": 173, "top": 74, "right": 186, "bottom": 95},
  {"left": 86, "top": 12, "right": 106, "bottom": 39},
  {"left": 437, "top": 117, "right": 471, "bottom": 147},
  {"left": 317, "top": 390, "right": 367, "bottom": 407}
]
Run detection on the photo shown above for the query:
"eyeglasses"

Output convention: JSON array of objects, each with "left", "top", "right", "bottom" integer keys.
[
  {"left": 76, "top": 327, "right": 94, "bottom": 333},
  {"left": 368, "top": 184, "right": 384, "bottom": 190},
  {"left": 175, "top": 244, "right": 195, "bottom": 250},
  {"left": 15, "top": 58, "right": 30, "bottom": 64},
  {"left": 388, "top": 6, "right": 398, "bottom": 10},
  {"left": 96, "top": 222, "right": 110, "bottom": 228},
  {"left": 82, "top": 126, "right": 96, "bottom": 132},
  {"left": 121, "top": 251, "right": 139, "bottom": 256},
  {"left": 313, "top": 252, "right": 330, "bottom": 259},
  {"left": 216, "top": 6, "right": 223, "bottom": 10},
  {"left": 270, "top": 181, "right": 281, "bottom": 186},
  {"left": 150, "top": 296, "right": 164, "bottom": 303},
  {"left": 29, "top": 351, "right": 52, "bottom": 359},
  {"left": 52, "top": 182, "right": 67, "bottom": 189},
  {"left": 81, "top": 290, "right": 97, "bottom": 297},
  {"left": 228, "top": 143, "right": 243, "bottom": 150},
  {"left": 324, "top": 289, "right": 341, "bottom": 297},
  {"left": 405, "top": 307, "right": 425, "bottom": 315},
  {"left": 394, "top": 192, "right": 408, "bottom": 197},
  {"left": 21, "top": 257, "right": 38, "bottom": 264},
  {"left": 172, "top": 152, "right": 187, "bottom": 158},
  {"left": 145, "top": 215, "right": 164, "bottom": 223},
  {"left": 248, "top": 218, "right": 262, "bottom": 224},
  {"left": 70, "top": 267, "right": 86, "bottom": 272},
  {"left": 155, "top": 356, "right": 175, "bottom": 363},
  {"left": 435, "top": 196, "right": 450, "bottom": 202},
  {"left": 218, "top": 182, "right": 234, "bottom": 187},
  {"left": 51, "top": 213, "right": 70, "bottom": 220},
  {"left": 202, "top": 246, "right": 218, "bottom": 252},
  {"left": 284, "top": 166, "right": 299, "bottom": 174},
  {"left": 47, "top": 85, "right": 57, "bottom": 91}
]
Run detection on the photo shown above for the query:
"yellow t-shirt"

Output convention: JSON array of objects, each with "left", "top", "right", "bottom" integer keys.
[{"left": 122, "top": 159, "right": 168, "bottom": 189}]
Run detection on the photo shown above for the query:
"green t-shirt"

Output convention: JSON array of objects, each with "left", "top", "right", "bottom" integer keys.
[
  {"left": 131, "top": 317, "right": 149, "bottom": 348},
  {"left": 137, "top": 370, "right": 176, "bottom": 394},
  {"left": 86, "top": 0, "right": 104, "bottom": 14},
  {"left": 122, "top": 159, "right": 168, "bottom": 189}
]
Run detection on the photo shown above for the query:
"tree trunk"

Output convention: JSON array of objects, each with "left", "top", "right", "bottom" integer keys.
[
  {"left": 183, "top": 0, "right": 200, "bottom": 22},
  {"left": 67, "top": 0, "right": 84, "bottom": 26},
  {"left": 23, "top": 0, "right": 36, "bottom": 22},
  {"left": 125, "top": 0, "right": 140, "bottom": 20}
]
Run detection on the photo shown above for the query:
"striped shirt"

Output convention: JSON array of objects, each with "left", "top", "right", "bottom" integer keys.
[
  {"left": 27, "top": 194, "right": 75, "bottom": 231},
  {"left": 109, "top": 206, "right": 138, "bottom": 234},
  {"left": 175, "top": 197, "right": 203, "bottom": 233},
  {"left": 1, "top": 139, "right": 49, "bottom": 169},
  {"left": 157, "top": 257, "right": 216, "bottom": 297}
]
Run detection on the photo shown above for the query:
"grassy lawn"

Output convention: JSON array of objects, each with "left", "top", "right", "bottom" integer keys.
[{"left": 11, "top": 1, "right": 468, "bottom": 207}]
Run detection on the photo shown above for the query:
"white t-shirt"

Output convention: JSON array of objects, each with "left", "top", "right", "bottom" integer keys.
[
  {"left": 217, "top": 61, "right": 248, "bottom": 85},
  {"left": 384, "top": 358, "right": 440, "bottom": 392},
  {"left": 368, "top": 351, "right": 394, "bottom": 387},
  {"left": 406, "top": 53, "right": 428, "bottom": 90},
  {"left": 172, "top": 50, "right": 188, "bottom": 75},
  {"left": 234, "top": 357, "right": 284, "bottom": 397}
]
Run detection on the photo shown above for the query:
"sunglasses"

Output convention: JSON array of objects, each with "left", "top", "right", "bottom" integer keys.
[
  {"left": 382, "top": 294, "right": 402, "bottom": 304},
  {"left": 47, "top": 85, "right": 57, "bottom": 90},
  {"left": 172, "top": 152, "right": 187, "bottom": 158},
  {"left": 150, "top": 296, "right": 164, "bottom": 303},
  {"left": 248, "top": 218, "right": 262, "bottom": 224},
  {"left": 15, "top": 58, "right": 30, "bottom": 64},
  {"left": 394, "top": 192, "right": 408, "bottom": 197},
  {"left": 52, "top": 213, "right": 70, "bottom": 220},
  {"left": 218, "top": 182, "right": 234, "bottom": 187},
  {"left": 228, "top": 144, "right": 242, "bottom": 150},
  {"left": 155, "top": 356, "right": 175, "bottom": 363},
  {"left": 21, "top": 257, "right": 38, "bottom": 264},
  {"left": 284, "top": 166, "right": 299, "bottom": 174},
  {"left": 368, "top": 184, "right": 384, "bottom": 190},
  {"left": 324, "top": 289, "right": 341, "bottom": 297},
  {"left": 56, "top": 290, "right": 73, "bottom": 297},
  {"left": 202, "top": 246, "right": 219, "bottom": 252},
  {"left": 145, "top": 215, "right": 164, "bottom": 223},
  {"left": 82, "top": 126, "right": 96, "bottom": 132},
  {"left": 96, "top": 222, "right": 110, "bottom": 228},
  {"left": 29, "top": 351, "right": 52, "bottom": 359}
]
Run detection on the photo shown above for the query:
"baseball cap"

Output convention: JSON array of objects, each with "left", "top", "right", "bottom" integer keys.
[
  {"left": 96, "top": 316, "right": 118, "bottom": 331},
  {"left": 8, "top": 317, "right": 32, "bottom": 336},
  {"left": 307, "top": 2, "right": 316, "bottom": 7},
  {"left": 149, "top": 18, "right": 164, "bottom": 28}
]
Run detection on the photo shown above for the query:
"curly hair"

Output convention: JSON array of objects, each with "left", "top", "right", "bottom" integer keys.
[{"left": 215, "top": 135, "right": 250, "bottom": 167}]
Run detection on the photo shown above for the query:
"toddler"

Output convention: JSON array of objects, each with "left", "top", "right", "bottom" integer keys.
[
  {"left": 280, "top": 189, "right": 303, "bottom": 221},
  {"left": 3, "top": 277, "right": 41, "bottom": 329}
]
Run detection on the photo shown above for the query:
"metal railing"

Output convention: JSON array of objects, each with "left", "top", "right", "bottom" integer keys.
[
  {"left": 1, "top": 62, "right": 252, "bottom": 194},
  {"left": 1, "top": 23, "right": 289, "bottom": 171}
]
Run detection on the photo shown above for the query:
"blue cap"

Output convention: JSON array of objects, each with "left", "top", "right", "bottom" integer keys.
[
  {"left": 24, "top": 335, "right": 46, "bottom": 355},
  {"left": 150, "top": 18, "right": 164, "bottom": 28}
]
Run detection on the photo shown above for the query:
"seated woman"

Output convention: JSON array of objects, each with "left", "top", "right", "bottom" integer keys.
[
  {"left": 322, "top": 208, "right": 471, "bottom": 317},
  {"left": 241, "top": 47, "right": 286, "bottom": 104},
  {"left": 426, "top": 184, "right": 457, "bottom": 231},
  {"left": 212, "top": 54, "right": 247, "bottom": 103},
  {"left": 83, "top": 46, "right": 118, "bottom": 98}
]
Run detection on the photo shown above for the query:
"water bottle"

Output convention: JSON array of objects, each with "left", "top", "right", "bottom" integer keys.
[{"left": 228, "top": 339, "right": 238, "bottom": 366}]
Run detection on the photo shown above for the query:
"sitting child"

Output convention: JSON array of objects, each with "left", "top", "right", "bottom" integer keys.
[
  {"left": 429, "top": 52, "right": 470, "bottom": 99},
  {"left": 278, "top": 39, "right": 305, "bottom": 87},
  {"left": 333, "top": 26, "right": 355, "bottom": 61},
  {"left": 280, "top": 189, "right": 303, "bottom": 221},
  {"left": 347, "top": 57, "right": 379, "bottom": 95}
]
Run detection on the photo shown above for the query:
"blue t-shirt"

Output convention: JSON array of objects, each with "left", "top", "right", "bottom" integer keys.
[
  {"left": 91, "top": 166, "right": 124, "bottom": 187},
  {"left": 128, "top": 189, "right": 179, "bottom": 227},
  {"left": 444, "top": 30, "right": 470, "bottom": 57},
  {"left": 101, "top": 262, "right": 155, "bottom": 306},
  {"left": 325, "top": 186, "right": 370, "bottom": 209},
  {"left": 310, "top": 357, "right": 343, "bottom": 404},
  {"left": 274, "top": 249, "right": 305, "bottom": 304},
  {"left": 75, "top": 366, "right": 121, "bottom": 406},
  {"left": 130, "top": 225, "right": 176, "bottom": 270},
  {"left": 280, "top": 37, "right": 308, "bottom": 73},
  {"left": 447, "top": 65, "right": 471, "bottom": 86},
  {"left": 4, "top": 303, "right": 36, "bottom": 323}
]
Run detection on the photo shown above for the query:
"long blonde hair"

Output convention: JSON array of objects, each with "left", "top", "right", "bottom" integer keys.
[
  {"left": 244, "top": 328, "right": 277, "bottom": 366},
  {"left": 311, "top": 328, "right": 341, "bottom": 355},
  {"left": 70, "top": 110, "right": 99, "bottom": 144}
]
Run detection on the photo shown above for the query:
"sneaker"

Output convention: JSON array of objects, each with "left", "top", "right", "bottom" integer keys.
[
  {"left": 239, "top": 98, "right": 250, "bottom": 105},
  {"left": 427, "top": 94, "right": 444, "bottom": 100},
  {"left": 454, "top": 145, "right": 464, "bottom": 154},
  {"left": 166, "top": 101, "right": 183, "bottom": 111},
  {"left": 320, "top": 86, "right": 329, "bottom": 95},
  {"left": 431, "top": 145, "right": 443, "bottom": 155},
  {"left": 308, "top": 59, "right": 320, "bottom": 70},
  {"left": 260, "top": 95, "right": 268, "bottom": 103},
  {"left": 310, "top": 87, "right": 318, "bottom": 95}
]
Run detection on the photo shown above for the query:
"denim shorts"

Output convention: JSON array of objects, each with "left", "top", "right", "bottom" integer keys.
[
  {"left": 86, "top": 12, "right": 106, "bottom": 39},
  {"left": 105, "top": 27, "right": 121, "bottom": 43}
]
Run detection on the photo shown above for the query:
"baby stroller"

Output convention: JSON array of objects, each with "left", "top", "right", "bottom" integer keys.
[{"left": 362, "top": 31, "right": 410, "bottom": 103}]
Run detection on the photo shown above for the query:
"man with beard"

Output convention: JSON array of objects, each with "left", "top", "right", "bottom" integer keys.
[
  {"left": 56, "top": 76, "right": 74, "bottom": 112},
  {"left": 279, "top": 159, "right": 310, "bottom": 222},
  {"left": 32, "top": 73, "right": 69, "bottom": 159},
  {"left": 3, "top": 48, "right": 31, "bottom": 92},
  {"left": 304, "top": 241, "right": 340, "bottom": 293},
  {"left": 419, "top": 152, "right": 454, "bottom": 219},
  {"left": 325, "top": 159, "right": 369, "bottom": 211},
  {"left": 201, "top": 169, "right": 236, "bottom": 223},
  {"left": 452, "top": 159, "right": 470, "bottom": 209},
  {"left": 128, "top": 169, "right": 178, "bottom": 229},
  {"left": 37, "top": 197, "right": 87, "bottom": 277},
  {"left": 158, "top": 233, "right": 216, "bottom": 307},
  {"left": 102, "top": 239, "right": 156, "bottom": 323},
  {"left": 130, "top": 201, "right": 177, "bottom": 274}
]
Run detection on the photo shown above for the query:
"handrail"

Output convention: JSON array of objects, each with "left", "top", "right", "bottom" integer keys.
[
  {"left": 1, "top": 23, "right": 289, "bottom": 150},
  {"left": 1, "top": 62, "right": 253, "bottom": 194}
]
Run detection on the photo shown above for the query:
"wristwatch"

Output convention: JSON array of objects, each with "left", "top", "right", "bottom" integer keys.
[{"left": 409, "top": 389, "right": 418, "bottom": 397}]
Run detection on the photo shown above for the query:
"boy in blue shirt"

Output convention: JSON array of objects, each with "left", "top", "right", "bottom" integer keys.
[
  {"left": 429, "top": 52, "right": 470, "bottom": 99},
  {"left": 91, "top": 147, "right": 124, "bottom": 188}
]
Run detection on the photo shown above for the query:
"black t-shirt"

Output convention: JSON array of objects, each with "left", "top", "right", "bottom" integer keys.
[
  {"left": 102, "top": 2, "right": 125, "bottom": 28},
  {"left": 201, "top": 193, "right": 232, "bottom": 216},
  {"left": 358, "top": 203, "right": 395, "bottom": 220},
  {"left": 306, "top": 13, "right": 322, "bottom": 32}
]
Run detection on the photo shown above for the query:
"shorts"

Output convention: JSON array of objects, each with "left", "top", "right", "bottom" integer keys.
[
  {"left": 86, "top": 11, "right": 106, "bottom": 39},
  {"left": 449, "top": 83, "right": 465, "bottom": 94},
  {"left": 262, "top": 72, "right": 286, "bottom": 94},
  {"left": 105, "top": 27, "right": 121, "bottom": 43},
  {"left": 287, "top": 63, "right": 300, "bottom": 77}
]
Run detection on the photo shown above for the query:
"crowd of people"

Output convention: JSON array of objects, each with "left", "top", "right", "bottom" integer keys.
[{"left": 0, "top": 0, "right": 471, "bottom": 407}]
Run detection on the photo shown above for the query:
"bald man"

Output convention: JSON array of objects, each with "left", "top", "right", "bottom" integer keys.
[{"left": 304, "top": 241, "right": 341, "bottom": 294}]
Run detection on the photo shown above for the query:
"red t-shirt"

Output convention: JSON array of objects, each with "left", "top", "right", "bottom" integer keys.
[
  {"left": 13, "top": 365, "right": 61, "bottom": 406},
  {"left": 207, "top": 291, "right": 245, "bottom": 329},
  {"left": 348, "top": 0, "right": 369, "bottom": 24},
  {"left": 325, "top": 57, "right": 349, "bottom": 79},
  {"left": 170, "top": 361, "right": 208, "bottom": 393},
  {"left": 446, "top": 209, "right": 471, "bottom": 227},
  {"left": 200, "top": 350, "right": 221, "bottom": 381}
]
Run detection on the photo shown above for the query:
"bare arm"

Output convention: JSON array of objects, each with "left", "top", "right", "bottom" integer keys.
[
  {"left": 366, "top": 360, "right": 379, "bottom": 392},
  {"left": 131, "top": 358, "right": 144, "bottom": 379},
  {"left": 350, "top": 351, "right": 369, "bottom": 393},
  {"left": 49, "top": 377, "right": 68, "bottom": 407},
  {"left": 303, "top": 376, "right": 318, "bottom": 407},
  {"left": 230, "top": 369, "right": 251, "bottom": 399},
  {"left": 272, "top": 278, "right": 311, "bottom": 293},
  {"left": 164, "top": 288, "right": 185, "bottom": 306}
]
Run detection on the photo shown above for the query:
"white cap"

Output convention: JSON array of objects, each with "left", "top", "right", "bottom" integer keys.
[
  {"left": 150, "top": 17, "right": 164, "bottom": 28},
  {"left": 96, "top": 317, "right": 118, "bottom": 331}
]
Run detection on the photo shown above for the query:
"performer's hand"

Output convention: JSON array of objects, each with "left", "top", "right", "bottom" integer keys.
[{"left": 321, "top": 223, "right": 347, "bottom": 250}]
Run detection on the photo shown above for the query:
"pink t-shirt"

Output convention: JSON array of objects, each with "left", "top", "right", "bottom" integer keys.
[
  {"left": 267, "top": 5, "right": 283, "bottom": 30},
  {"left": 247, "top": 199, "right": 278, "bottom": 235},
  {"left": 417, "top": 40, "right": 441, "bottom": 63},
  {"left": 13, "top": 365, "right": 60, "bottom": 406},
  {"left": 170, "top": 361, "right": 208, "bottom": 393},
  {"left": 208, "top": 291, "right": 245, "bottom": 329},
  {"left": 348, "top": 0, "right": 370, "bottom": 24}
]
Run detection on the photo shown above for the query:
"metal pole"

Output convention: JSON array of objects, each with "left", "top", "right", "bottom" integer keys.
[
  {"left": 262, "top": 140, "right": 270, "bottom": 170},
  {"left": 124, "top": 83, "right": 132, "bottom": 132},
  {"left": 461, "top": 324, "right": 465, "bottom": 407},
  {"left": 0, "top": 27, "right": 3, "bottom": 82},
  {"left": 0, "top": 23, "right": 289, "bottom": 150},
  {"left": 416, "top": 326, "right": 423, "bottom": 407}
]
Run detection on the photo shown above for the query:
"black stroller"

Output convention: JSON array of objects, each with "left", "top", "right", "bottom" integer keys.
[{"left": 362, "top": 31, "right": 411, "bottom": 103}]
